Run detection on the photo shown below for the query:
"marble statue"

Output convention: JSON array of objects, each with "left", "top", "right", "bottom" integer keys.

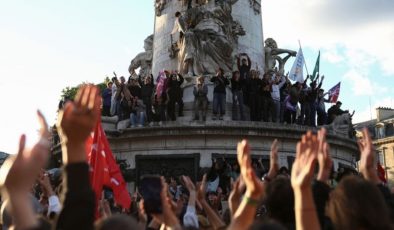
[
  {"left": 324, "top": 113, "right": 355, "bottom": 138},
  {"left": 264, "top": 38, "right": 297, "bottom": 74},
  {"left": 128, "top": 35, "right": 154, "bottom": 77},
  {"left": 170, "top": 0, "right": 245, "bottom": 76}
]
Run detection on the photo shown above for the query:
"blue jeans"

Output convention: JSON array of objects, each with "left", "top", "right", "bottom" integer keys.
[
  {"left": 213, "top": 93, "right": 226, "bottom": 116},
  {"left": 130, "top": 112, "right": 146, "bottom": 127},
  {"left": 232, "top": 90, "right": 245, "bottom": 120}
]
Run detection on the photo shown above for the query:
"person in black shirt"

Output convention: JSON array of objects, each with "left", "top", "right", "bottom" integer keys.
[
  {"left": 261, "top": 73, "right": 274, "bottom": 122},
  {"left": 237, "top": 53, "right": 252, "bottom": 106},
  {"left": 127, "top": 77, "right": 142, "bottom": 98},
  {"left": 327, "top": 101, "right": 353, "bottom": 124},
  {"left": 140, "top": 75, "right": 155, "bottom": 123},
  {"left": 211, "top": 68, "right": 229, "bottom": 120},
  {"left": 247, "top": 70, "right": 262, "bottom": 121},
  {"left": 167, "top": 71, "right": 184, "bottom": 121},
  {"left": 231, "top": 71, "right": 246, "bottom": 121}
]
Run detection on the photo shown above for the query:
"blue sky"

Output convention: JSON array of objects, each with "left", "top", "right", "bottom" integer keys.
[{"left": 1, "top": 0, "right": 393, "bottom": 153}]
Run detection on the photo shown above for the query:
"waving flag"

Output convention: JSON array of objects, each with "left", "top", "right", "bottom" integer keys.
[
  {"left": 289, "top": 47, "right": 305, "bottom": 83},
  {"left": 311, "top": 51, "right": 320, "bottom": 81},
  {"left": 87, "top": 120, "right": 131, "bottom": 217},
  {"left": 328, "top": 82, "right": 341, "bottom": 103},
  {"left": 156, "top": 70, "right": 168, "bottom": 97},
  {"left": 377, "top": 162, "right": 387, "bottom": 183}
]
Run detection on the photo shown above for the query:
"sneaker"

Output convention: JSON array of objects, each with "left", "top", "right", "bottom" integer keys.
[
  {"left": 212, "top": 115, "right": 217, "bottom": 120},
  {"left": 137, "top": 124, "right": 143, "bottom": 128},
  {"left": 219, "top": 116, "right": 223, "bottom": 120}
]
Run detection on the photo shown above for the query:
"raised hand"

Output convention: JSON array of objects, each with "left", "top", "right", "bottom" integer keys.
[
  {"left": 291, "top": 131, "right": 318, "bottom": 191},
  {"left": 358, "top": 128, "right": 380, "bottom": 183},
  {"left": 317, "top": 128, "right": 333, "bottom": 182},
  {"left": 228, "top": 177, "right": 246, "bottom": 216},
  {"left": 237, "top": 140, "right": 264, "bottom": 199},
  {"left": 57, "top": 85, "right": 101, "bottom": 163},
  {"left": 151, "top": 177, "right": 180, "bottom": 229},
  {"left": 0, "top": 111, "right": 50, "bottom": 229},
  {"left": 182, "top": 175, "right": 196, "bottom": 192},
  {"left": 0, "top": 111, "right": 50, "bottom": 194},
  {"left": 197, "top": 174, "right": 207, "bottom": 202},
  {"left": 292, "top": 131, "right": 321, "bottom": 230},
  {"left": 267, "top": 139, "right": 279, "bottom": 179}
]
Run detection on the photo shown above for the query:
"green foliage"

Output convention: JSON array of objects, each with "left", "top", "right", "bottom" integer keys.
[
  {"left": 61, "top": 86, "right": 79, "bottom": 100},
  {"left": 60, "top": 77, "right": 110, "bottom": 101}
]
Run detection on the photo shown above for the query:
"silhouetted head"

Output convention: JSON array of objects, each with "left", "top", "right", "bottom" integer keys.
[{"left": 327, "top": 176, "right": 392, "bottom": 230}]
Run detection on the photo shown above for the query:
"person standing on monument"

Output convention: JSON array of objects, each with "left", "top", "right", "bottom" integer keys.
[
  {"left": 101, "top": 82, "right": 112, "bottom": 117},
  {"left": 271, "top": 72, "right": 286, "bottom": 123},
  {"left": 211, "top": 68, "right": 229, "bottom": 120},
  {"left": 231, "top": 71, "right": 246, "bottom": 121},
  {"left": 140, "top": 74, "right": 155, "bottom": 124},
  {"left": 193, "top": 76, "right": 209, "bottom": 121},
  {"left": 167, "top": 71, "right": 184, "bottom": 121},
  {"left": 247, "top": 70, "right": 262, "bottom": 121},
  {"left": 261, "top": 73, "right": 274, "bottom": 122},
  {"left": 237, "top": 53, "right": 252, "bottom": 105}
]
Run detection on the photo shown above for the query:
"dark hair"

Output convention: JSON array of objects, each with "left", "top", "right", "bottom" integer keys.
[
  {"left": 327, "top": 176, "right": 393, "bottom": 230},
  {"left": 95, "top": 214, "right": 140, "bottom": 230},
  {"left": 264, "top": 177, "right": 295, "bottom": 227},
  {"left": 175, "top": 11, "right": 181, "bottom": 17}
]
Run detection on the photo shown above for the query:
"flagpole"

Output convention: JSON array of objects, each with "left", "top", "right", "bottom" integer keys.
[{"left": 298, "top": 40, "right": 310, "bottom": 76}]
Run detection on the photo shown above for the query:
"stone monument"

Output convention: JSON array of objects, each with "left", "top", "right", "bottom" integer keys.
[{"left": 102, "top": 0, "right": 359, "bottom": 191}]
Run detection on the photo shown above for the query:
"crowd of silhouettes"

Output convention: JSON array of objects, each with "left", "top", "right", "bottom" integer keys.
[
  {"left": 0, "top": 85, "right": 392, "bottom": 230},
  {"left": 102, "top": 53, "right": 353, "bottom": 128}
]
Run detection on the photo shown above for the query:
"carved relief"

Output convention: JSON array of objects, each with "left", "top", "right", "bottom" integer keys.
[{"left": 170, "top": 0, "right": 245, "bottom": 76}]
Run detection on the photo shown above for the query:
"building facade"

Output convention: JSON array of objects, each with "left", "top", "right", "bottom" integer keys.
[{"left": 354, "top": 107, "right": 394, "bottom": 189}]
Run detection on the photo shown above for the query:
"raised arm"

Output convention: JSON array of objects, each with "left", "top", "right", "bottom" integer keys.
[
  {"left": 0, "top": 111, "right": 50, "bottom": 230},
  {"left": 291, "top": 131, "right": 321, "bottom": 230},
  {"left": 56, "top": 85, "right": 101, "bottom": 230},
  {"left": 228, "top": 140, "right": 265, "bottom": 230},
  {"left": 197, "top": 174, "right": 226, "bottom": 230}
]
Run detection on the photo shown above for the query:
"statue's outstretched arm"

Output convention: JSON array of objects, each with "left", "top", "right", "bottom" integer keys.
[{"left": 271, "top": 48, "right": 297, "bottom": 56}]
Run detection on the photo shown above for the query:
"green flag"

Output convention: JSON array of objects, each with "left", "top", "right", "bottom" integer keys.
[{"left": 311, "top": 51, "right": 320, "bottom": 81}]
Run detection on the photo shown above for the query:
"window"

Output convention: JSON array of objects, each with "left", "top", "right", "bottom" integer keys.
[
  {"left": 386, "top": 123, "right": 394, "bottom": 137},
  {"left": 377, "top": 150, "right": 385, "bottom": 166},
  {"left": 375, "top": 124, "right": 385, "bottom": 139}
]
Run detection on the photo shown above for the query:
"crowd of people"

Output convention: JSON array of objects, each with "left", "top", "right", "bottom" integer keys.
[
  {"left": 0, "top": 85, "right": 392, "bottom": 230},
  {"left": 102, "top": 54, "right": 353, "bottom": 128}
]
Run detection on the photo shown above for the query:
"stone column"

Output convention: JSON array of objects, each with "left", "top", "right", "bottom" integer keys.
[{"left": 232, "top": 0, "right": 264, "bottom": 74}]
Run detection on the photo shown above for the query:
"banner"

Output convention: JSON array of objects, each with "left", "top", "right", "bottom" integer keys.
[
  {"left": 289, "top": 47, "right": 305, "bottom": 83},
  {"left": 87, "top": 120, "right": 132, "bottom": 217},
  {"left": 328, "top": 82, "right": 341, "bottom": 103},
  {"left": 311, "top": 51, "right": 320, "bottom": 81}
]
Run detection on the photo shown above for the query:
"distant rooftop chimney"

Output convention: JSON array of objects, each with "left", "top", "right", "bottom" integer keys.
[{"left": 376, "top": 107, "right": 394, "bottom": 122}]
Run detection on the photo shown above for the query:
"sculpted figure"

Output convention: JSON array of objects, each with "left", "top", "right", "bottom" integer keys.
[
  {"left": 128, "top": 35, "right": 154, "bottom": 78},
  {"left": 264, "top": 38, "right": 297, "bottom": 74},
  {"left": 171, "top": 0, "right": 244, "bottom": 76}
]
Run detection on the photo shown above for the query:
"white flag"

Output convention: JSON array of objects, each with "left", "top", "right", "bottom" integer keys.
[{"left": 289, "top": 47, "right": 305, "bottom": 83}]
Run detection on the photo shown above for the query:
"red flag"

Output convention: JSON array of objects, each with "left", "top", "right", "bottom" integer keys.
[
  {"left": 328, "top": 82, "right": 341, "bottom": 103},
  {"left": 377, "top": 162, "right": 387, "bottom": 183},
  {"left": 87, "top": 120, "right": 132, "bottom": 217}
]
